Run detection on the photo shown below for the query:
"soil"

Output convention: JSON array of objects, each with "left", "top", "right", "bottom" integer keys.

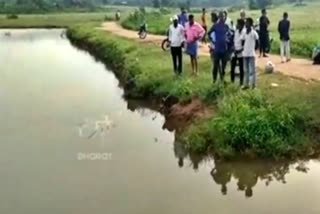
[{"left": 99, "top": 22, "right": 320, "bottom": 81}]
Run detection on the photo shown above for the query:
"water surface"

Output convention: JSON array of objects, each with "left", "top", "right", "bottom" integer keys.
[{"left": 0, "top": 29, "right": 319, "bottom": 214}]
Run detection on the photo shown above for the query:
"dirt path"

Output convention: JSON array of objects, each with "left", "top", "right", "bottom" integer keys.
[{"left": 99, "top": 22, "right": 320, "bottom": 81}]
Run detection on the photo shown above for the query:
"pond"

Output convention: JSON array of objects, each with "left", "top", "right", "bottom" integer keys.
[{"left": 0, "top": 29, "right": 319, "bottom": 214}]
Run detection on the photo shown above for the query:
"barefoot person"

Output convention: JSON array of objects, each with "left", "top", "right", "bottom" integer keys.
[
  {"left": 168, "top": 16, "right": 185, "bottom": 75},
  {"left": 185, "top": 14, "right": 205, "bottom": 75},
  {"left": 278, "top": 12, "right": 291, "bottom": 63},
  {"left": 243, "top": 17, "right": 259, "bottom": 89},
  {"left": 208, "top": 11, "right": 229, "bottom": 83}
]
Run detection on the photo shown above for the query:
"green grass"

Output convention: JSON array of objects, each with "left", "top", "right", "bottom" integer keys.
[
  {"left": 67, "top": 24, "right": 320, "bottom": 159},
  {"left": 121, "top": 2, "right": 320, "bottom": 58}
]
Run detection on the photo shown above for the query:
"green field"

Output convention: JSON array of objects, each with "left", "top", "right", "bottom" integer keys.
[
  {"left": 121, "top": 2, "right": 320, "bottom": 58},
  {"left": 67, "top": 24, "right": 320, "bottom": 159}
]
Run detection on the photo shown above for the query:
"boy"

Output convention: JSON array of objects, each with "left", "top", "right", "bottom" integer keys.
[
  {"left": 168, "top": 16, "right": 185, "bottom": 75},
  {"left": 242, "top": 17, "right": 259, "bottom": 89},
  {"left": 278, "top": 12, "right": 291, "bottom": 62},
  {"left": 185, "top": 14, "right": 205, "bottom": 75}
]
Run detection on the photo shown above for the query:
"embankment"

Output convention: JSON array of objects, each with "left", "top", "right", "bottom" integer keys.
[{"left": 67, "top": 24, "right": 320, "bottom": 159}]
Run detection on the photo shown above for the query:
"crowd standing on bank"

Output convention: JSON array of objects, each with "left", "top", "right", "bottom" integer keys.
[{"left": 167, "top": 7, "right": 293, "bottom": 89}]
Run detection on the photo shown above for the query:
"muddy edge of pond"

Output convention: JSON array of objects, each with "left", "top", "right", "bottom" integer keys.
[{"left": 66, "top": 28, "right": 213, "bottom": 134}]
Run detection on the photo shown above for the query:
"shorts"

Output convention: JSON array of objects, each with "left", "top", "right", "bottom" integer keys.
[{"left": 186, "top": 41, "right": 198, "bottom": 58}]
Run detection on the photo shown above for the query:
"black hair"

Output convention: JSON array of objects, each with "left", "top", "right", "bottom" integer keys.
[
  {"left": 202, "top": 8, "right": 206, "bottom": 12},
  {"left": 189, "top": 14, "right": 194, "bottom": 20},
  {"left": 246, "top": 17, "right": 253, "bottom": 26},
  {"left": 283, "top": 12, "right": 288, "bottom": 17},
  {"left": 261, "top": 8, "right": 266, "bottom": 14},
  {"left": 237, "top": 19, "right": 245, "bottom": 27},
  {"left": 211, "top": 12, "right": 218, "bottom": 23}
]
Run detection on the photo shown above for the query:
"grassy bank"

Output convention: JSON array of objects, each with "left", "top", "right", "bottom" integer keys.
[
  {"left": 67, "top": 24, "right": 320, "bottom": 159},
  {"left": 0, "top": 12, "right": 114, "bottom": 28},
  {"left": 121, "top": 3, "right": 320, "bottom": 58}
]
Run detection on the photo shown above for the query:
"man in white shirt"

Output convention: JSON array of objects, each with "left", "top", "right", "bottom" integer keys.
[
  {"left": 168, "top": 16, "right": 185, "bottom": 75},
  {"left": 230, "top": 19, "right": 246, "bottom": 85},
  {"left": 242, "top": 17, "right": 259, "bottom": 89}
]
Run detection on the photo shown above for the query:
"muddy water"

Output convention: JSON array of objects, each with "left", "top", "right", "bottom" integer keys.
[{"left": 0, "top": 29, "right": 320, "bottom": 214}]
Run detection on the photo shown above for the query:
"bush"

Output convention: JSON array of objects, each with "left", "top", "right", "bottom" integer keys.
[
  {"left": 6, "top": 14, "right": 18, "bottom": 19},
  {"left": 212, "top": 90, "right": 309, "bottom": 158}
]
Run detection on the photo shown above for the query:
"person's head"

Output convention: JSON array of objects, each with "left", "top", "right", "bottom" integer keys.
[
  {"left": 202, "top": 8, "right": 206, "bottom": 14},
  {"left": 189, "top": 14, "right": 194, "bottom": 25},
  {"left": 211, "top": 12, "right": 218, "bottom": 23},
  {"left": 173, "top": 15, "right": 178, "bottom": 26},
  {"left": 223, "top": 10, "right": 228, "bottom": 20},
  {"left": 261, "top": 8, "right": 267, "bottom": 16},
  {"left": 283, "top": 12, "right": 288, "bottom": 20},
  {"left": 240, "top": 9, "right": 246, "bottom": 19},
  {"left": 181, "top": 7, "right": 185, "bottom": 13},
  {"left": 218, "top": 11, "right": 224, "bottom": 22},
  {"left": 246, "top": 17, "right": 253, "bottom": 28},
  {"left": 237, "top": 18, "right": 245, "bottom": 30}
]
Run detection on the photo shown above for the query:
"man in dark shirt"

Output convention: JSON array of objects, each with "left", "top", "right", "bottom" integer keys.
[
  {"left": 278, "top": 12, "right": 291, "bottom": 62},
  {"left": 259, "top": 9, "right": 270, "bottom": 57},
  {"left": 208, "top": 11, "right": 229, "bottom": 83}
]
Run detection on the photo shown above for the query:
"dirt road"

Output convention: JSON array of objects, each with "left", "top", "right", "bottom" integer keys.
[{"left": 99, "top": 22, "right": 320, "bottom": 81}]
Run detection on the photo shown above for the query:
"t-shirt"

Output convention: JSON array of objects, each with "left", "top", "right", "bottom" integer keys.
[
  {"left": 209, "top": 21, "right": 229, "bottom": 53},
  {"left": 185, "top": 22, "right": 205, "bottom": 43},
  {"left": 168, "top": 24, "right": 185, "bottom": 47},
  {"left": 242, "top": 28, "right": 259, "bottom": 57},
  {"left": 278, "top": 19, "right": 290, "bottom": 41},
  {"left": 178, "top": 13, "right": 188, "bottom": 27},
  {"left": 234, "top": 28, "right": 246, "bottom": 56},
  {"left": 259, "top": 16, "right": 270, "bottom": 33}
]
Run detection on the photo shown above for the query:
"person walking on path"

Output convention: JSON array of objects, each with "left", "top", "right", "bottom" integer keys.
[
  {"left": 185, "top": 14, "right": 205, "bottom": 75},
  {"left": 168, "top": 16, "right": 185, "bottom": 75},
  {"left": 201, "top": 8, "right": 208, "bottom": 43},
  {"left": 230, "top": 19, "right": 246, "bottom": 85},
  {"left": 259, "top": 9, "right": 270, "bottom": 57},
  {"left": 243, "top": 17, "right": 259, "bottom": 89},
  {"left": 278, "top": 12, "right": 291, "bottom": 63},
  {"left": 208, "top": 11, "right": 229, "bottom": 83}
]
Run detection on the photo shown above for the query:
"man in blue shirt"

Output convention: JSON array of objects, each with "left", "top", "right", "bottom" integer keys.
[
  {"left": 178, "top": 8, "right": 188, "bottom": 27},
  {"left": 208, "top": 11, "right": 229, "bottom": 83}
]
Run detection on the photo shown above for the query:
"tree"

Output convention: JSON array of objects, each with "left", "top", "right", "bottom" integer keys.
[
  {"left": 256, "top": 0, "right": 272, "bottom": 8},
  {"left": 152, "top": 0, "right": 160, "bottom": 8}
]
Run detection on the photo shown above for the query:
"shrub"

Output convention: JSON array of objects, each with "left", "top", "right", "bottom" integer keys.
[
  {"left": 212, "top": 90, "right": 309, "bottom": 158},
  {"left": 6, "top": 14, "right": 19, "bottom": 19}
]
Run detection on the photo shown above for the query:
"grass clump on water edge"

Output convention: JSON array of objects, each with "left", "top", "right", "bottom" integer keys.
[{"left": 183, "top": 90, "right": 313, "bottom": 159}]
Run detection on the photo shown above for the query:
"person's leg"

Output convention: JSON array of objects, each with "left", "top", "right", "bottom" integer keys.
[
  {"left": 263, "top": 35, "right": 268, "bottom": 57},
  {"left": 244, "top": 57, "right": 250, "bottom": 87},
  {"left": 194, "top": 57, "right": 198, "bottom": 74},
  {"left": 230, "top": 56, "right": 237, "bottom": 83},
  {"left": 213, "top": 53, "right": 219, "bottom": 82},
  {"left": 250, "top": 57, "right": 256, "bottom": 88},
  {"left": 259, "top": 35, "right": 263, "bottom": 57},
  {"left": 286, "top": 40, "right": 291, "bottom": 61},
  {"left": 220, "top": 53, "right": 227, "bottom": 82},
  {"left": 280, "top": 40, "right": 285, "bottom": 62},
  {"left": 177, "top": 47, "right": 183, "bottom": 74},
  {"left": 190, "top": 56, "right": 195, "bottom": 74},
  {"left": 171, "top": 47, "right": 178, "bottom": 74},
  {"left": 238, "top": 57, "right": 244, "bottom": 86}
]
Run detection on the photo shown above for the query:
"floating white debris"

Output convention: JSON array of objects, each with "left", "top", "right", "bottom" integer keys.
[{"left": 271, "top": 83, "right": 279, "bottom": 87}]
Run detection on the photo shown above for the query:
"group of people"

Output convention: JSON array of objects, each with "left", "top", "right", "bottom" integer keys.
[{"left": 167, "top": 8, "right": 292, "bottom": 89}]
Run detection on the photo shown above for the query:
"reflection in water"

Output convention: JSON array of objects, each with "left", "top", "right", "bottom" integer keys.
[{"left": 172, "top": 140, "right": 311, "bottom": 198}]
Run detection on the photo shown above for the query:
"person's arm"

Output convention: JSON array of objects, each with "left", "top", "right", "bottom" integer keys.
[
  {"left": 278, "top": 21, "right": 281, "bottom": 34},
  {"left": 197, "top": 23, "right": 206, "bottom": 40},
  {"left": 168, "top": 26, "right": 172, "bottom": 42},
  {"left": 207, "top": 25, "right": 215, "bottom": 43}
]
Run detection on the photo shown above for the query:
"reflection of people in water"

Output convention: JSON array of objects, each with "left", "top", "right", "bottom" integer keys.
[
  {"left": 173, "top": 141, "right": 188, "bottom": 168},
  {"left": 211, "top": 162, "right": 232, "bottom": 195}
]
